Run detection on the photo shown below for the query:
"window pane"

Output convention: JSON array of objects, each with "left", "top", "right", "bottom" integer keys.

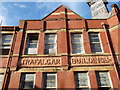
[
  {"left": 90, "top": 38, "right": 99, "bottom": 42},
  {"left": 20, "top": 74, "right": 34, "bottom": 89},
  {"left": 25, "top": 35, "right": 38, "bottom": 54},
  {"left": 89, "top": 34, "right": 100, "bottom": 42},
  {"left": 2, "top": 35, "right": 12, "bottom": 44},
  {"left": 2, "top": 40, "right": 11, "bottom": 44},
  {"left": 21, "top": 74, "right": 34, "bottom": 81},
  {"left": 72, "top": 34, "right": 81, "bottom": 38},
  {"left": 96, "top": 72, "right": 110, "bottom": 87},
  {"left": 45, "top": 38, "right": 55, "bottom": 44},
  {"left": 45, "top": 45, "right": 55, "bottom": 49},
  {"left": 2, "top": 45, "right": 11, "bottom": 49},
  {"left": 29, "top": 40, "right": 38, "bottom": 44},
  {"left": 75, "top": 72, "right": 88, "bottom": 87},
  {"left": 0, "top": 74, "right": 3, "bottom": 88},
  {"left": 72, "top": 44, "right": 83, "bottom": 48},
  {"left": 27, "top": 44, "right": 37, "bottom": 48},
  {"left": 2, "top": 35, "right": 12, "bottom": 40},
  {"left": 21, "top": 74, "right": 26, "bottom": 81},
  {"left": 46, "top": 34, "right": 55, "bottom": 38},
  {"left": 26, "top": 48, "right": 37, "bottom": 54},
  {"left": 21, "top": 81, "right": 34, "bottom": 89},
  {"left": 44, "top": 34, "right": 57, "bottom": 55},
  {"left": 0, "top": 74, "right": 3, "bottom": 80},
  {"left": 29, "top": 35, "right": 38, "bottom": 40},
  {"left": 72, "top": 34, "right": 84, "bottom": 54},
  {"left": 72, "top": 37, "right": 82, "bottom": 42},
  {"left": 2, "top": 35, "right": 12, "bottom": 55},
  {"left": 91, "top": 43, "right": 102, "bottom": 53},
  {"left": 89, "top": 33, "right": 102, "bottom": 53},
  {"left": 2, "top": 49, "right": 10, "bottom": 55},
  {"left": 45, "top": 34, "right": 56, "bottom": 44},
  {"left": 44, "top": 73, "right": 57, "bottom": 88},
  {"left": 45, "top": 44, "right": 56, "bottom": 54},
  {"left": 72, "top": 49, "right": 83, "bottom": 54},
  {"left": 25, "top": 74, "right": 34, "bottom": 81}
]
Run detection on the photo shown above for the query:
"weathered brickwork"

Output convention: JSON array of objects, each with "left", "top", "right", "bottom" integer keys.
[{"left": 0, "top": 4, "right": 120, "bottom": 89}]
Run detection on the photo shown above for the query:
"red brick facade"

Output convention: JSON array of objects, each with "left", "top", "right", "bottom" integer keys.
[{"left": 0, "top": 4, "right": 120, "bottom": 89}]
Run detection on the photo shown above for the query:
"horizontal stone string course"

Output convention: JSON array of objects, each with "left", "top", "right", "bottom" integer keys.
[
  {"left": 21, "top": 57, "right": 61, "bottom": 67},
  {"left": 70, "top": 56, "right": 113, "bottom": 66},
  {"left": 20, "top": 55, "right": 113, "bottom": 67}
]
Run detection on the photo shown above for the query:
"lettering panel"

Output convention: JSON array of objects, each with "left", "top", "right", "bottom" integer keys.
[
  {"left": 20, "top": 57, "right": 61, "bottom": 67},
  {"left": 70, "top": 55, "right": 114, "bottom": 66}
]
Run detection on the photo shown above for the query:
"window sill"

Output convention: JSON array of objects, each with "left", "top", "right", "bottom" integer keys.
[
  {"left": 70, "top": 53, "right": 111, "bottom": 56},
  {"left": 0, "top": 55, "right": 9, "bottom": 58},
  {"left": 22, "top": 54, "right": 61, "bottom": 57}
]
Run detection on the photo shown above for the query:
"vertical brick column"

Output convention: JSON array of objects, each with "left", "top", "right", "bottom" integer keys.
[
  {"left": 83, "top": 31, "right": 92, "bottom": 53},
  {"left": 38, "top": 21, "right": 45, "bottom": 55},
  {"left": 13, "top": 30, "right": 24, "bottom": 54},
  {"left": 57, "top": 30, "right": 68, "bottom": 70},
  {"left": 57, "top": 71, "right": 75, "bottom": 89},
  {"left": 59, "top": 6, "right": 66, "bottom": 20},
  {"left": 82, "top": 20, "right": 92, "bottom": 54},
  {"left": 8, "top": 72, "right": 21, "bottom": 89},
  {"left": 57, "top": 31, "right": 68, "bottom": 54},
  {"left": 58, "top": 6, "right": 69, "bottom": 70},
  {"left": 38, "top": 32, "right": 45, "bottom": 55},
  {"left": 68, "top": 32, "right": 72, "bottom": 54},
  {"left": 109, "top": 70, "right": 120, "bottom": 89},
  {"left": 100, "top": 32, "right": 110, "bottom": 53},
  {"left": 22, "top": 33, "right": 27, "bottom": 55},
  {"left": 88, "top": 71, "right": 98, "bottom": 90},
  {"left": 13, "top": 20, "right": 26, "bottom": 54},
  {"left": 35, "top": 72, "right": 43, "bottom": 89},
  {"left": 11, "top": 20, "right": 26, "bottom": 71}
]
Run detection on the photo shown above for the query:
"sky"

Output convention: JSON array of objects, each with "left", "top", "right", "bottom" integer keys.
[{"left": 0, "top": 0, "right": 120, "bottom": 26}]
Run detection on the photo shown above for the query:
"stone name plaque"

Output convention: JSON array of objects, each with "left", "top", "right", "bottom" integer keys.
[
  {"left": 70, "top": 56, "right": 113, "bottom": 66},
  {"left": 21, "top": 57, "right": 61, "bottom": 67}
]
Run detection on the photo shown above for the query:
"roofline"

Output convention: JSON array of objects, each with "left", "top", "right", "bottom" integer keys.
[
  {"left": 41, "top": 4, "right": 85, "bottom": 20},
  {"left": 62, "top": 4, "right": 85, "bottom": 19},
  {"left": 41, "top": 5, "right": 63, "bottom": 20}
]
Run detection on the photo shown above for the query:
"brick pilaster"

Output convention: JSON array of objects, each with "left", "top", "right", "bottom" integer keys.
[
  {"left": 35, "top": 72, "right": 43, "bottom": 89},
  {"left": 8, "top": 72, "right": 21, "bottom": 89},
  {"left": 88, "top": 71, "right": 98, "bottom": 90}
]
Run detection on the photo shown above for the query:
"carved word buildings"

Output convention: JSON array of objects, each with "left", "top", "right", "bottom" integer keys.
[{"left": 0, "top": 3, "right": 120, "bottom": 90}]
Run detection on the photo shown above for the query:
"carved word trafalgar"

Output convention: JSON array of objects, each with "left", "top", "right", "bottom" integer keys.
[
  {"left": 71, "top": 56, "right": 113, "bottom": 66},
  {"left": 21, "top": 57, "right": 61, "bottom": 67}
]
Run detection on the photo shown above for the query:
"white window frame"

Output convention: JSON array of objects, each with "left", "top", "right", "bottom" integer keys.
[
  {"left": 2, "top": 34, "right": 13, "bottom": 55},
  {"left": 43, "top": 73, "right": 57, "bottom": 89},
  {"left": 75, "top": 72, "right": 89, "bottom": 89},
  {"left": 20, "top": 73, "right": 35, "bottom": 89},
  {"left": 44, "top": 34, "right": 57, "bottom": 55},
  {"left": 25, "top": 34, "right": 38, "bottom": 54},
  {"left": 96, "top": 71, "right": 112, "bottom": 88},
  {"left": 0, "top": 74, "right": 4, "bottom": 89},
  {"left": 2, "top": 34, "right": 13, "bottom": 49},
  {"left": 71, "top": 33, "right": 84, "bottom": 54},
  {"left": 98, "top": 33, "right": 104, "bottom": 53},
  {"left": 89, "top": 33, "right": 103, "bottom": 53},
  {"left": 2, "top": 35, "right": 12, "bottom": 45}
]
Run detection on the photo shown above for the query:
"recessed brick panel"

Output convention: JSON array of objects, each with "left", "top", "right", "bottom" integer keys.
[
  {"left": 35, "top": 72, "right": 43, "bottom": 89},
  {"left": 57, "top": 71, "right": 75, "bottom": 88},
  {"left": 8, "top": 72, "right": 21, "bottom": 89}
]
